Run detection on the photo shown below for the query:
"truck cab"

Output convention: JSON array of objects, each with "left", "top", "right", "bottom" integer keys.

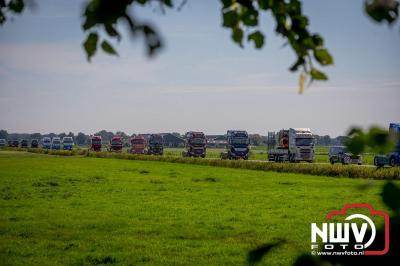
[
  {"left": 109, "top": 136, "right": 123, "bottom": 152},
  {"left": 42, "top": 137, "right": 51, "bottom": 149},
  {"left": 51, "top": 137, "right": 61, "bottom": 150},
  {"left": 0, "top": 139, "right": 6, "bottom": 147},
  {"left": 90, "top": 136, "right": 102, "bottom": 151},
  {"left": 221, "top": 130, "right": 250, "bottom": 160},
  {"left": 62, "top": 137, "right": 74, "bottom": 150},
  {"left": 183, "top": 131, "right": 207, "bottom": 158},
  {"left": 129, "top": 136, "right": 146, "bottom": 154},
  {"left": 147, "top": 134, "right": 163, "bottom": 155},
  {"left": 30, "top": 139, "right": 39, "bottom": 148},
  {"left": 329, "top": 146, "right": 362, "bottom": 165},
  {"left": 374, "top": 123, "right": 400, "bottom": 167},
  {"left": 268, "top": 128, "right": 315, "bottom": 162},
  {"left": 20, "top": 139, "right": 28, "bottom": 148}
]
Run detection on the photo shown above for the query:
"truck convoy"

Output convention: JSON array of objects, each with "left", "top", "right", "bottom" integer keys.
[
  {"left": 62, "top": 137, "right": 74, "bottom": 150},
  {"left": 267, "top": 128, "right": 315, "bottom": 162},
  {"left": 42, "top": 137, "right": 51, "bottom": 149},
  {"left": 90, "top": 135, "right": 102, "bottom": 151},
  {"left": 147, "top": 134, "right": 164, "bottom": 155},
  {"left": 182, "top": 131, "right": 207, "bottom": 158},
  {"left": 129, "top": 136, "right": 146, "bottom": 154},
  {"left": 108, "top": 136, "right": 123, "bottom": 152},
  {"left": 221, "top": 130, "right": 250, "bottom": 160},
  {"left": 374, "top": 123, "right": 400, "bottom": 167},
  {"left": 51, "top": 137, "right": 61, "bottom": 150}
]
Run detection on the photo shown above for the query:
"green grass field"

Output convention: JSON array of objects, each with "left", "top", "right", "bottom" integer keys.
[{"left": 0, "top": 151, "right": 395, "bottom": 265}]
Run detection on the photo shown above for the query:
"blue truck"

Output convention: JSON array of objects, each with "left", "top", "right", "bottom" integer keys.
[
  {"left": 51, "top": 137, "right": 61, "bottom": 150},
  {"left": 62, "top": 137, "right": 74, "bottom": 150},
  {"left": 220, "top": 130, "right": 250, "bottom": 160},
  {"left": 42, "top": 137, "right": 51, "bottom": 149},
  {"left": 374, "top": 123, "right": 400, "bottom": 167}
]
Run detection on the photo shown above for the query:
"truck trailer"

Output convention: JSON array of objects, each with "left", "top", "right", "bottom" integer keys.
[
  {"left": 220, "top": 130, "right": 250, "bottom": 160},
  {"left": 182, "top": 131, "right": 207, "bottom": 158},
  {"left": 374, "top": 123, "right": 400, "bottom": 167},
  {"left": 267, "top": 128, "right": 315, "bottom": 162}
]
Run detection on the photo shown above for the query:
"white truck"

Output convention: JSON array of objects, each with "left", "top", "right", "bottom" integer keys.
[{"left": 267, "top": 128, "right": 315, "bottom": 162}]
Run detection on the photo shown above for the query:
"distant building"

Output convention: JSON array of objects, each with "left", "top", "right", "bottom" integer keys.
[{"left": 206, "top": 135, "right": 227, "bottom": 148}]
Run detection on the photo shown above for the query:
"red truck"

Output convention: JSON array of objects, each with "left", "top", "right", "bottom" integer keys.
[
  {"left": 129, "top": 136, "right": 146, "bottom": 154},
  {"left": 90, "top": 136, "right": 102, "bottom": 151},
  {"left": 183, "top": 131, "right": 207, "bottom": 158},
  {"left": 108, "top": 136, "right": 123, "bottom": 152}
]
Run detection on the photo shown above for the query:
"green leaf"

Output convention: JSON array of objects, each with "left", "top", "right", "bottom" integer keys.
[
  {"left": 231, "top": 27, "right": 244, "bottom": 46},
  {"left": 83, "top": 32, "right": 99, "bottom": 62},
  {"left": 310, "top": 68, "right": 328, "bottom": 81},
  {"left": 101, "top": 41, "right": 118, "bottom": 56},
  {"left": 248, "top": 31, "right": 264, "bottom": 49},
  {"left": 8, "top": 0, "right": 24, "bottom": 13},
  {"left": 241, "top": 8, "right": 258, "bottom": 27},
  {"left": 223, "top": 10, "right": 238, "bottom": 28},
  {"left": 314, "top": 48, "right": 333, "bottom": 65},
  {"left": 221, "top": 0, "right": 233, "bottom": 8},
  {"left": 382, "top": 182, "right": 400, "bottom": 212}
]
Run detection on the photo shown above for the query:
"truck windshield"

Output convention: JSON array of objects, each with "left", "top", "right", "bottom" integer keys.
[
  {"left": 132, "top": 139, "right": 144, "bottom": 144},
  {"left": 295, "top": 138, "right": 313, "bottom": 146},
  {"left": 231, "top": 138, "right": 249, "bottom": 145},
  {"left": 92, "top": 140, "right": 101, "bottom": 145},
  {"left": 190, "top": 138, "right": 205, "bottom": 145}
]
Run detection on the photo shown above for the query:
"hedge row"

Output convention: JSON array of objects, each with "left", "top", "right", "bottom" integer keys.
[{"left": 8, "top": 148, "right": 400, "bottom": 180}]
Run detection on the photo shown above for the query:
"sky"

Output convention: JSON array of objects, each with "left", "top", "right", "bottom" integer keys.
[{"left": 0, "top": 0, "right": 399, "bottom": 137}]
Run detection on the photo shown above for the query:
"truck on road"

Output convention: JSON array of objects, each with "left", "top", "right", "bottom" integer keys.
[
  {"left": 220, "top": 130, "right": 250, "bottom": 160},
  {"left": 90, "top": 136, "right": 102, "bottom": 151},
  {"left": 267, "top": 128, "right": 315, "bottom": 162},
  {"left": 182, "top": 131, "right": 207, "bottom": 158},
  {"left": 42, "top": 137, "right": 51, "bottom": 149},
  {"left": 108, "top": 136, "right": 123, "bottom": 152},
  {"left": 51, "top": 137, "right": 61, "bottom": 150},
  {"left": 129, "top": 136, "right": 146, "bottom": 154},
  {"left": 30, "top": 139, "right": 39, "bottom": 148},
  {"left": 62, "top": 137, "right": 74, "bottom": 150},
  {"left": 374, "top": 123, "right": 400, "bottom": 167},
  {"left": 147, "top": 134, "right": 163, "bottom": 155},
  {"left": 329, "top": 146, "right": 362, "bottom": 165}
]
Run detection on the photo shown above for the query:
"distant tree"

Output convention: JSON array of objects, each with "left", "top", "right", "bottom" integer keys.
[
  {"left": 0, "top": 129, "right": 8, "bottom": 139},
  {"left": 171, "top": 132, "right": 182, "bottom": 138},
  {"left": 29, "top": 133, "right": 41, "bottom": 140},
  {"left": 249, "top": 134, "right": 264, "bottom": 146},
  {"left": 75, "top": 132, "right": 88, "bottom": 146},
  {"left": 67, "top": 132, "right": 74, "bottom": 138},
  {"left": 1, "top": 0, "right": 398, "bottom": 91},
  {"left": 95, "top": 130, "right": 114, "bottom": 143},
  {"left": 59, "top": 132, "right": 67, "bottom": 139}
]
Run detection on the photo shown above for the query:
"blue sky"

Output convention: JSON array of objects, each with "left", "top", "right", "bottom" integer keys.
[{"left": 0, "top": 0, "right": 399, "bottom": 136}]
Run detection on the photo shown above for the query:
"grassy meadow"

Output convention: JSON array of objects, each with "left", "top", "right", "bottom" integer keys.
[{"left": 0, "top": 151, "right": 395, "bottom": 265}]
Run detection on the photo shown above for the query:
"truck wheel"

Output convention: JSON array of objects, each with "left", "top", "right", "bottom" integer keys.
[
  {"left": 390, "top": 157, "right": 396, "bottom": 167},
  {"left": 374, "top": 157, "right": 384, "bottom": 167},
  {"left": 330, "top": 158, "right": 334, "bottom": 165}
]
